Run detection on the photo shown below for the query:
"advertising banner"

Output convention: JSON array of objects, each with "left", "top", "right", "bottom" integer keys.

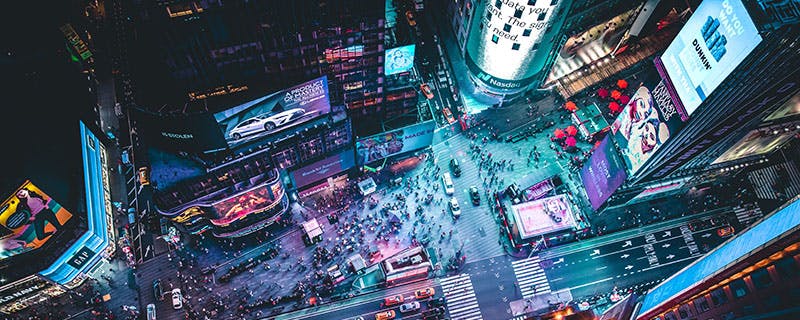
[
  {"left": 133, "top": 109, "right": 227, "bottom": 153},
  {"left": 210, "top": 182, "right": 285, "bottom": 226},
  {"left": 660, "top": 0, "right": 762, "bottom": 116},
  {"left": 291, "top": 149, "right": 356, "bottom": 189},
  {"left": 580, "top": 137, "right": 628, "bottom": 210},
  {"left": 611, "top": 83, "right": 685, "bottom": 173},
  {"left": 385, "top": 45, "right": 416, "bottom": 75},
  {"left": 0, "top": 181, "right": 73, "bottom": 261},
  {"left": 215, "top": 76, "right": 332, "bottom": 148},
  {"left": 356, "top": 121, "right": 436, "bottom": 165},
  {"left": 712, "top": 129, "right": 795, "bottom": 164},
  {"left": 511, "top": 194, "right": 577, "bottom": 239}
]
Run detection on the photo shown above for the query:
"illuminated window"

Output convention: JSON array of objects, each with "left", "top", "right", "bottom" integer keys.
[
  {"left": 523, "top": 29, "right": 532, "bottom": 36},
  {"left": 550, "top": 0, "right": 558, "bottom": 4},
  {"left": 495, "top": 0, "right": 501, "bottom": 8},
  {"left": 710, "top": 288, "right": 728, "bottom": 306},
  {"left": 538, "top": 13, "right": 547, "bottom": 21},
  {"left": 491, "top": 34, "right": 499, "bottom": 43},
  {"left": 751, "top": 268, "right": 773, "bottom": 289},
  {"left": 528, "top": 0, "right": 536, "bottom": 5},
  {"left": 730, "top": 278, "right": 749, "bottom": 298},
  {"left": 503, "top": 24, "right": 511, "bottom": 32},
  {"left": 514, "top": 9, "right": 523, "bottom": 18},
  {"left": 512, "top": 43, "right": 520, "bottom": 50}
]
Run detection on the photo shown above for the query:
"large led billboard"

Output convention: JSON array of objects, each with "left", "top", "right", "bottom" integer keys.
[
  {"left": 355, "top": 121, "right": 436, "bottom": 165},
  {"left": 210, "top": 182, "right": 284, "bottom": 227},
  {"left": 660, "top": 0, "right": 762, "bottom": 116},
  {"left": 0, "top": 181, "right": 73, "bottom": 260},
  {"left": 385, "top": 45, "right": 416, "bottom": 75},
  {"left": 133, "top": 109, "right": 227, "bottom": 153},
  {"left": 611, "top": 83, "right": 685, "bottom": 173},
  {"left": 214, "top": 77, "right": 332, "bottom": 148},
  {"left": 511, "top": 194, "right": 577, "bottom": 239},
  {"left": 712, "top": 129, "right": 795, "bottom": 164},
  {"left": 291, "top": 149, "right": 356, "bottom": 189},
  {"left": 580, "top": 137, "right": 628, "bottom": 210}
]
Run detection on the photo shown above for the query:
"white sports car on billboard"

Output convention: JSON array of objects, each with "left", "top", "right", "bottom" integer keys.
[{"left": 228, "top": 108, "right": 307, "bottom": 140}]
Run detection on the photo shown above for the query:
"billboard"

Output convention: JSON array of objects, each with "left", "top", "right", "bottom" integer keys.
[
  {"left": 611, "top": 83, "right": 685, "bottom": 173},
  {"left": 712, "top": 129, "right": 795, "bottom": 164},
  {"left": 210, "top": 182, "right": 284, "bottom": 226},
  {"left": 291, "top": 149, "right": 356, "bottom": 189},
  {"left": 133, "top": 109, "right": 227, "bottom": 153},
  {"left": 0, "top": 181, "right": 73, "bottom": 260},
  {"left": 660, "top": 0, "right": 762, "bottom": 116},
  {"left": 385, "top": 45, "right": 416, "bottom": 75},
  {"left": 511, "top": 194, "right": 577, "bottom": 239},
  {"left": 580, "top": 137, "right": 628, "bottom": 210},
  {"left": 215, "top": 77, "right": 332, "bottom": 148},
  {"left": 356, "top": 121, "right": 436, "bottom": 165}
]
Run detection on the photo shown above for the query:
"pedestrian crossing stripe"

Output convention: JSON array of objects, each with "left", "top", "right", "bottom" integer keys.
[
  {"left": 511, "top": 256, "right": 551, "bottom": 298},
  {"left": 439, "top": 274, "right": 483, "bottom": 320}
]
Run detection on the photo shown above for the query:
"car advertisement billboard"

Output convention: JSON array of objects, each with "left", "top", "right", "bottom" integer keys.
[
  {"left": 210, "top": 182, "right": 285, "bottom": 227},
  {"left": 511, "top": 194, "right": 577, "bottom": 239},
  {"left": 355, "top": 121, "right": 436, "bottom": 165},
  {"left": 214, "top": 76, "right": 332, "bottom": 148},
  {"left": 660, "top": 0, "right": 762, "bottom": 116},
  {"left": 0, "top": 181, "right": 73, "bottom": 261},
  {"left": 291, "top": 149, "right": 356, "bottom": 189},
  {"left": 385, "top": 45, "right": 416, "bottom": 75},
  {"left": 611, "top": 83, "right": 686, "bottom": 173},
  {"left": 580, "top": 137, "right": 628, "bottom": 210},
  {"left": 712, "top": 129, "right": 795, "bottom": 164}
]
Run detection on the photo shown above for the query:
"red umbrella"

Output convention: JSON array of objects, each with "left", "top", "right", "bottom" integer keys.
[
  {"left": 619, "top": 95, "right": 630, "bottom": 105},
  {"left": 565, "top": 125, "right": 578, "bottom": 136},
  {"left": 564, "top": 101, "right": 578, "bottom": 112},
  {"left": 609, "top": 101, "right": 621, "bottom": 113},
  {"left": 553, "top": 128, "right": 566, "bottom": 139},
  {"left": 617, "top": 79, "right": 629, "bottom": 89},
  {"left": 597, "top": 88, "right": 609, "bottom": 99},
  {"left": 565, "top": 136, "right": 577, "bottom": 147},
  {"left": 611, "top": 90, "right": 622, "bottom": 100}
]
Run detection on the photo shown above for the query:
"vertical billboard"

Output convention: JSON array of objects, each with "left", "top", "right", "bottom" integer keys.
[
  {"left": 0, "top": 181, "right": 73, "bottom": 260},
  {"left": 290, "top": 149, "right": 356, "bottom": 189},
  {"left": 660, "top": 0, "right": 762, "bottom": 116},
  {"left": 356, "top": 121, "right": 436, "bottom": 165},
  {"left": 214, "top": 77, "right": 332, "bottom": 148},
  {"left": 580, "top": 137, "right": 628, "bottom": 210},
  {"left": 385, "top": 45, "right": 416, "bottom": 75},
  {"left": 611, "top": 83, "right": 685, "bottom": 173}
]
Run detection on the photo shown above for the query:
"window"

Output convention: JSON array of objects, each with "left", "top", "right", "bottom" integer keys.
[
  {"left": 730, "top": 278, "right": 749, "bottom": 298},
  {"left": 479, "top": 22, "right": 484, "bottom": 30},
  {"left": 538, "top": 12, "right": 547, "bottom": 21},
  {"left": 711, "top": 288, "right": 728, "bottom": 306},
  {"left": 532, "top": 42, "right": 540, "bottom": 50},
  {"left": 491, "top": 34, "right": 499, "bottom": 43},
  {"left": 523, "top": 29, "right": 532, "bottom": 36},
  {"left": 503, "top": 24, "right": 511, "bottom": 32},
  {"left": 527, "top": 0, "right": 536, "bottom": 5},
  {"left": 512, "top": 43, "right": 521, "bottom": 50},
  {"left": 695, "top": 297, "right": 710, "bottom": 313},
  {"left": 271, "top": 148, "right": 298, "bottom": 169},
  {"left": 678, "top": 305, "right": 692, "bottom": 319},
  {"left": 664, "top": 311, "right": 677, "bottom": 320},
  {"left": 751, "top": 268, "right": 773, "bottom": 289},
  {"left": 774, "top": 256, "right": 800, "bottom": 279},
  {"left": 550, "top": 0, "right": 558, "bottom": 4},
  {"left": 487, "top": 12, "right": 492, "bottom": 20},
  {"left": 514, "top": 9, "right": 523, "bottom": 18},
  {"left": 495, "top": 0, "right": 501, "bottom": 8}
]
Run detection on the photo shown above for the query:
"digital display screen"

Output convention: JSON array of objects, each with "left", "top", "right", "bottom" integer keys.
[
  {"left": 0, "top": 181, "right": 73, "bottom": 261},
  {"left": 210, "top": 183, "right": 284, "bottom": 226},
  {"left": 511, "top": 194, "right": 577, "bottom": 239},
  {"left": 385, "top": 45, "right": 416, "bottom": 75},
  {"left": 580, "top": 137, "right": 628, "bottom": 210},
  {"left": 355, "top": 121, "right": 436, "bottom": 165},
  {"left": 214, "top": 76, "right": 332, "bottom": 148},
  {"left": 660, "top": 0, "right": 762, "bottom": 115},
  {"left": 712, "top": 129, "right": 795, "bottom": 164},
  {"left": 291, "top": 149, "right": 356, "bottom": 189}
]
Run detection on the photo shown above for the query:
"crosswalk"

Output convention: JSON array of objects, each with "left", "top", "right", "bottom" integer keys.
[
  {"left": 511, "top": 256, "right": 551, "bottom": 298},
  {"left": 734, "top": 204, "right": 763, "bottom": 226},
  {"left": 439, "top": 273, "right": 483, "bottom": 320}
]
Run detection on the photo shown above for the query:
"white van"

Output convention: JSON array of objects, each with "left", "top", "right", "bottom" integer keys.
[{"left": 442, "top": 173, "right": 455, "bottom": 195}]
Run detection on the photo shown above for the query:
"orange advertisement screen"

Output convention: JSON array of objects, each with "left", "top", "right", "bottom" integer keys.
[
  {"left": 0, "top": 181, "right": 74, "bottom": 260},
  {"left": 210, "top": 183, "right": 283, "bottom": 226}
]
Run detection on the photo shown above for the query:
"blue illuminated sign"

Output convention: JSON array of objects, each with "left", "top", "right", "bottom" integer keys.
[{"left": 385, "top": 45, "right": 416, "bottom": 75}]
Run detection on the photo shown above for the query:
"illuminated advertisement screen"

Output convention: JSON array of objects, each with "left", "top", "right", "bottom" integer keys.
[
  {"left": 660, "top": 0, "right": 762, "bottom": 116},
  {"left": 611, "top": 83, "right": 686, "bottom": 173},
  {"left": 385, "top": 45, "right": 416, "bottom": 75},
  {"left": 764, "top": 92, "right": 800, "bottom": 121},
  {"left": 355, "top": 121, "right": 436, "bottom": 165},
  {"left": 712, "top": 129, "right": 794, "bottom": 164},
  {"left": 291, "top": 149, "right": 356, "bottom": 189},
  {"left": 511, "top": 194, "right": 577, "bottom": 239},
  {"left": 214, "top": 76, "right": 331, "bottom": 148},
  {"left": 0, "top": 181, "right": 73, "bottom": 261},
  {"left": 210, "top": 183, "right": 284, "bottom": 226},
  {"left": 580, "top": 137, "right": 628, "bottom": 210}
]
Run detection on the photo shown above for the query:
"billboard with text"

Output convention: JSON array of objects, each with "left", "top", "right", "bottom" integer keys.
[
  {"left": 385, "top": 45, "right": 416, "bottom": 75},
  {"left": 0, "top": 181, "right": 73, "bottom": 261},
  {"left": 356, "top": 121, "right": 436, "bottom": 165},
  {"left": 660, "top": 0, "right": 762, "bottom": 116},
  {"left": 291, "top": 149, "right": 356, "bottom": 189},
  {"left": 580, "top": 137, "right": 628, "bottom": 210},
  {"left": 214, "top": 77, "right": 332, "bottom": 148}
]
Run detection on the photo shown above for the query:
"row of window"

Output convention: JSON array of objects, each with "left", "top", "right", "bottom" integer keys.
[{"left": 494, "top": 0, "right": 559, "bottom": 8}]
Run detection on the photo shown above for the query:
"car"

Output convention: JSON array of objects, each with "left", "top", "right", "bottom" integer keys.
[
  {"left": 449, "top": 158, "right": 461, "bottom": 177},
  {"left": 442, "top": 173, "right": 455, "bottom": 195},
  {"left": 375, "top": 310, "right": 396, "bottom": 320},
  {"left": 449, "top": 197, "right": 461, "bottom": 217},
  {"left": 420, "top": 83, "right": 434, "bottom": 99},
  {"left": 152, "top": 279, "right": 164, "bottom": 301},
  {"left": 227, "top": 108, "right": 307, "bottom": 140},
  {"left": 384, "top": 294, "right": 404, "bottom": 307},
  {"left": 399, "top": 301, "right": 421, "bottom": 313},
  {"left": 405, "top": 11, "right": 416, "bottom": 26},
  {"left": 138, "top": 167, "right": 151, "bottom": 186},
  {"left": 469, "top": 186, "right": 480, "bottom": 205},
  {"left": 415, "top": 287, "right": 435, "bottom": 299},
  {"left": 171, "top": 288, "right": 183, "bottom": 310},
  {"left": 442, "top": 107, "right": 456, "bottom": 124},
  {"left": 427, "top": 297, "right": 446, "bottom": 307},
  {"left": 717, "top": 226, "right": 735, "bottom": 237},
  {"left": 146, "top": 304, "right": 156, "bottom": 320}
]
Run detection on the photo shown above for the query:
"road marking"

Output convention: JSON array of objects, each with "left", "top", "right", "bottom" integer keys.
[
  {"left": 595, "top": 266, "right": 607, "bottom": 271},
  {"left": 512, "top": 256, "right": 552, "bottom": 298},
  {"left": 438, "top": 274, "right": 483, "bottom": 320},
  {"left": 568, "top": 277, "right": 614, "bottom": 290}
]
